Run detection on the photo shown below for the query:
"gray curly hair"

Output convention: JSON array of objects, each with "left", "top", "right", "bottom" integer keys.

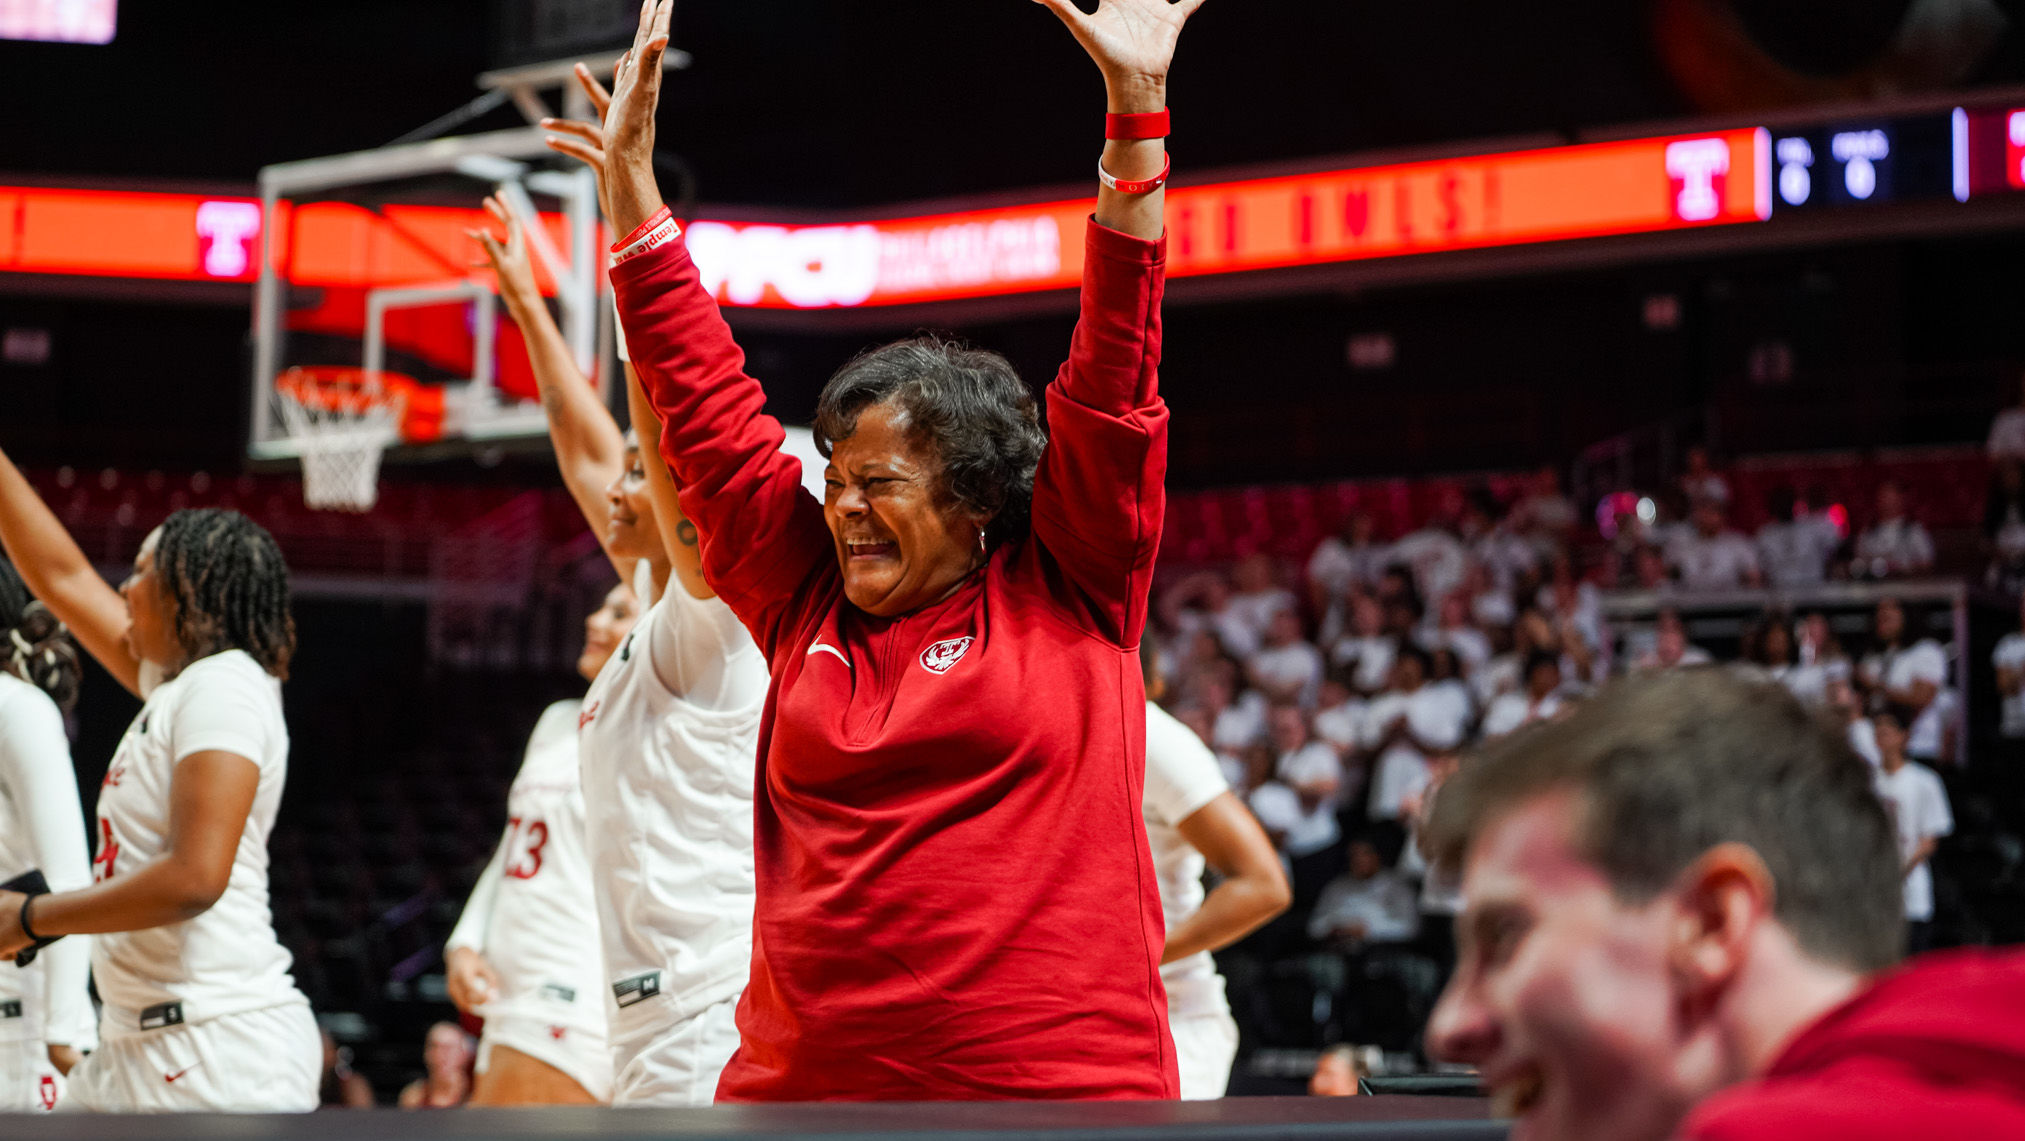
[{"left": 813, "top": 336, "right": 1048, "bottom": 551}]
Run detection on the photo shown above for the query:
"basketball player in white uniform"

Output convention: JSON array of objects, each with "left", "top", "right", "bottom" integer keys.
[
  {"left": 476, "top": 193, "right": 772, "bottom": 1105},
  {"left": 0, "top": 458, "right": 318, "bottom": 1112},
  {"left": 0, "top": 559, "right": 95, "bottom": 1113},
  {"left": 1143, "top": 655, "right": 1291, "bottom": 1099},
  {"left": 445, "top": 582, "right": 640, "bottom": 1104}
]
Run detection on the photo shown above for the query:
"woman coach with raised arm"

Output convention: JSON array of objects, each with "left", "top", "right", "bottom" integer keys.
[{"left": 546, "top": 0, "right": 1207, "bottom": 1100}]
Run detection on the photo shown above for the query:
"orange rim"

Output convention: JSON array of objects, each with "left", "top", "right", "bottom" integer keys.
[{"left": 275, "top": 367, "right": 446, "bottom": 443}]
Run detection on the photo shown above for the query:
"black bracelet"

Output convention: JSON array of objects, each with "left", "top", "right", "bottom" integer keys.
[{"left": 18, "top": 892, "right": 45, "bottom": 943}]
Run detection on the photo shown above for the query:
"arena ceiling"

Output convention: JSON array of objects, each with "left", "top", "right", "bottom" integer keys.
[{"left": 4, "top": 0, "right": 2022, "bottom": 208}]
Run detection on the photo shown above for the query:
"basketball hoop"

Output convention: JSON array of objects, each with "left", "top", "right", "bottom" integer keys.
[{"left": 275, "top": 367, "right": 406, "bottom": 512}]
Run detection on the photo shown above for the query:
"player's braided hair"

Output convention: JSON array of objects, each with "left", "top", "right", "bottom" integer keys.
[
  {"left": 0, "top": 550, "right": 81, "bottom": 712},
  {"left": 154, "top": 509, "right": 296, "bottom": 680}
]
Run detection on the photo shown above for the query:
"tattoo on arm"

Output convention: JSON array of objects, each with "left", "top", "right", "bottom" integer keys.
[{"left": 676, "top": 520, "right": 698, "bottom": 547}]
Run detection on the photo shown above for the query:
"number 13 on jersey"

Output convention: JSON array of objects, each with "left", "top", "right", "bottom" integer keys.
[{"left": 504, "top": 816, "right": 548, "bottom": 879}]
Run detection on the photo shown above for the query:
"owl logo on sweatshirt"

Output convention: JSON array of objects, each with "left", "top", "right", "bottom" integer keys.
[{"left": 919, "top": 636, "right": 974, "bottom": 675}]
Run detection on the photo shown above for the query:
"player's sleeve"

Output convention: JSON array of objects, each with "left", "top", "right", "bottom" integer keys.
[
  {"left": 610, "top": 231, "right": 835, "bottom": 655},
  {"left": 446, "top": 835, "right": 507, "bottom": 957},
  {"left": 1143, "top": 702, "right": 1228, "bottom": 828},
  {"left": 1027, "top": 219, "right": 1169, "bottom": 647},
  {"left": 166, "top": 660, "right": 277, "bottom": 770},
  {"left": 0, "top": 688, "right": 97, "bottom": 1049},
  {"left": 647, "top": 585, "right": 770, "bottom": 711}
]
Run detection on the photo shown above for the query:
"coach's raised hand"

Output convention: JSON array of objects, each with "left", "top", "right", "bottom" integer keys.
[
  {"left": 553, "top": 0, "right": 671, "bottom": 239},
  {"left": 1033, "top": 0, "right": 1205, "bottom": 109},
  {"left": 1033, "top": 0, "right": 1207, "bottom": 242}
]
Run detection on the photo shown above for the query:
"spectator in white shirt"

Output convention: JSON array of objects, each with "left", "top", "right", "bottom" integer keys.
[
  {"left": 1310, "top": 673, "right": 1366, "bottom": 758},
  {"left": 1853, "top": 480, "right": 1935, "bottom": 580},
  {"left": 1992, "top": 594, "right": 2025, "bottom": 742},
  {"left": 1361, "top": 645, "right": 1471, "bottom": 822},
  {"left": 1481, "top": 651, "right": 1566, "bottom": 739},
  {"left": 1306, "top": 837, "right": 1420, "bottom": 950},
  {"left": 1160, "top": 570, "right": 1263, "bottom": 659},
  {"left": 1389, "top": 492, "right": 1470, "bottom": 611},
  {"left": 1187, "top": 667, "right": 1268, "bottom": 755},
  {"left": 1459, "top": 489, "right": 1536, "bottom": 593},
  {"left": 1985, "top": 369, "right": 2025, "bottom": 462},
  {"left": 1632, "top": 608, "right": 1714, "bottom": 673},
  {"left": 1271, "top": 703, "right": 1349, "bottom": 810},
  {"left": 1647, "top": 488, "right": 1695, "bottom": 558},
  {"left": 1510, "top": 464, "right": 1578, "bottom": 558},
  {"left": 1329, "top": 592, "right": 1396, "bottom": 698},
  {"left": 1858, "top": 597, "right": 1951, "bottom": 763},
  {"left": 1791, "top": 609, "right": 1854, "bottom": 705},
  {"left": 1536, "top": 553, "right": 1607, "bottom": 675},
  {"left": 1226, "top": 553, "right": 1298, "bottom": 655},
  {"left": 1668, "top": 498, "right": 1763, "bottom": 590},
  {"left": 1742, "top": 612, "right": 1812, "bottom": 705},
  {"left": 1984, "top": 462, "right": 2025, "bottom": 594},
  {"left": 1420, "top": 590, "right": 1491, "bottom": 679},
  {"left": 1677, "top": 444, "right": 1730, "bottom": 507},
  {"left": 1756, "top": 486, "right": 1842, "bottom": 588},
  {"left": 1869, "top": 705, "right": 1953, "bottom": 953},
  {"left": 1252, "top": 705, "right": 1351, "bottom": 909},
  {"left": 1248, "top": 609, "right": 1324, "bottom": 709},
  {"left": 1307, "top": 511, "right": 1386, "bottom": 622}
]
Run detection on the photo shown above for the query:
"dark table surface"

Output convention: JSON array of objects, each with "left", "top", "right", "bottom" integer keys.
[{"left": 10, "top": 1096, "right": 1505, "bottom": 1140}]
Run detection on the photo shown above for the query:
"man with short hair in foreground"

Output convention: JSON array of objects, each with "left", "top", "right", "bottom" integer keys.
[{"left": 1423, "top": 670, "right": 2025, "bottom": 1141}]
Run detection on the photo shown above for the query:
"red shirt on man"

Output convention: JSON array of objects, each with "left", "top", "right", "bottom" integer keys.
[{"left": 1683, "top": 948, "right": 2025, "bottom": 1138}]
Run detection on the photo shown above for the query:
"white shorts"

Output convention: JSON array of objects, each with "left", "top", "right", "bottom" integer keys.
[
  {"left": 65, "top": 1002, "right": 319, "bottom": 1114},
  {"left": 478, "top": 1013, "right": 614, "bottom": 1102},
  {"left": 611, "top": 993, "right": 740, "bottom": 1107},
  {"left": 1171, "top": 1007, "right": 1239, "bottom": 1100},
  {"left": 0, "top": 1037, "right": 64, "bottom": 1112}
]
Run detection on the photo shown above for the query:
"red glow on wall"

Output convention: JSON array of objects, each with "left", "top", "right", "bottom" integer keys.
[
  {"left": 1, "top": 127, "right": 1769, "bottom": 308},
  {"left": 2009, "top": 110, "right": 2025, "bottom": 190}
]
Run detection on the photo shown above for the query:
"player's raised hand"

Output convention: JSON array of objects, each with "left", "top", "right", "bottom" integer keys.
[
  {"left": 467, "top": 194, "right": 539, "bottom": 311},
  {"left": 553, "top": 0, "right": 672, "bottom": 237},
  {"left": 542, "top": 64, "right": 621, "bottom": 226},
  {"left": 1031, "top": 0, "right": 1207, "bottom": 105}
]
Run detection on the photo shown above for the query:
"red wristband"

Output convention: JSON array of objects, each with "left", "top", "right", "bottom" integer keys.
[
  {"left": 1106, "top": 110, "right": 1170, "bottom": 140},
  {"left": 610, "top": 206, "right": 683, "bottom": 269},
  {"left": 611, "top": 205, "right": 673, "bottom": 254},
  {"left": 1097, "top": 153, "right": 1171, "bottom": 195}
]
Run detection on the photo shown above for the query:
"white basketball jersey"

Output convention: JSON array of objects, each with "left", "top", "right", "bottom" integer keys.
[
  {"left": 93, "top": 652, "right": 305, "bottom": 1036},
  {"left": 0, "top": 673, "right": 96, "bottom": 1055},
  {"left": 1143, "top": 702, "right": 1235, "bottom": 1019},
  {"left": 577, "top": 583, "right": 767, "bottom": 1058},
  {"left": 447, "top": 701, "right": 608, "bottom": 1041}
]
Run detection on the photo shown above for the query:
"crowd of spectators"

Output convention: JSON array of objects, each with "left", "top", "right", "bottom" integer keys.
[{"left": 1149, "top": 457, "right": 1974, "bottom": 1062}]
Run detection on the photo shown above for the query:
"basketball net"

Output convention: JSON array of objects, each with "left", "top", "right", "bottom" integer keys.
[{"left": 275, "top": 368, "right": 405, "bottom": 512}]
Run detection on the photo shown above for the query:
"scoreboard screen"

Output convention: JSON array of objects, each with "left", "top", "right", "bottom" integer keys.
[
  {"left": 1955, "top": 106, "right": 2025, "bottom": 199},
  {"left": 0, "top": 0, "right": 116, "bottom": 44},
  {"left": 1766, "top": 114, "right": 1959, "bottom": 212}
]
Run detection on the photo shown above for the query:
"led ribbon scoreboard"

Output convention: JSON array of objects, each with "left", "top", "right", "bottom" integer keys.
[{"left": 2, "top": 99, "right": 2024, "bottom": 309}]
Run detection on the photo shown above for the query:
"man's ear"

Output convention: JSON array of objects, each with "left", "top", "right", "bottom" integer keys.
[{"left": 1668, "top": 842, "right": 1777, "bottom": 1013}]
